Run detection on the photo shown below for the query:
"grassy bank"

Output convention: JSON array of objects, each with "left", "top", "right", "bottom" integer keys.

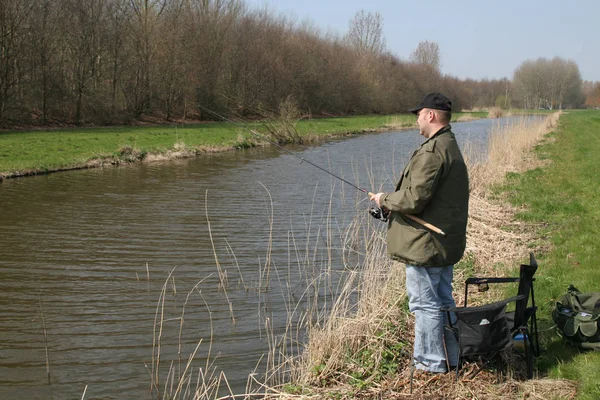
[
  {"left": 500, "top": 110, "right": 600, "bottom": 399},
  {"left": 0, "top": 112, "right": 486, "bottom": 180}
]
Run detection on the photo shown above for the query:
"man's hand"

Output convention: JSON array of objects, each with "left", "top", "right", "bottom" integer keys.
[{"left": 369, "top": 192, "right": 384, "bottom": 207}]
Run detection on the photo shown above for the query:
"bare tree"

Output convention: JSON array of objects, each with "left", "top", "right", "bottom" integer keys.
[
  {"left": 0, "top": 0, "right": 35, "bottom": 123},
  {"left": 105, "top": 0, "right": 130, "bottom": 119},
  {"left": 124, "top": 0, "right": 171, "bottom": 116},
  {"left": 513, "top": 57, "right": 583, "bottom": 109},
  {"left": 61, "top": 0, "right": 109, "bottom": 124},
  {"left": 553, "top": 58, "right": 583, "bottom": 109},
  {"left": 583, "top": 81, "right": 600, "bottom": 109},
  {"left": 410, "top": 41, "right": 441, "bottom": 72},
  {"left": 28, "top": 0, "right": 59, "bottom": 124},
  {"left": 346, "top": 10, "right": 385, "bottom": 56},
  {"left": 184, "top": 0, "right": 243, "bottom": 118}
]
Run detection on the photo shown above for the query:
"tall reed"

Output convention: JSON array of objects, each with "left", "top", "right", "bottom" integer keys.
[
  {"left": 463, "top": 113, "right": 560, "bottom": 272},
  {"left": 270, "top": 113, "right": 562, "bottom": 396},
  {"left": 148, "top": 113, "right": 562, "bottom": 399}
]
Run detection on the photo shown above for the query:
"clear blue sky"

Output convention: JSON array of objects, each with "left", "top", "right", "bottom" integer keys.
[{"left": 244, "top": 0, "right": 599, "bottom": 82}]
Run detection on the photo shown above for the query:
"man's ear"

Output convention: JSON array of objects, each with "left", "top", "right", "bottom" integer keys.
[{"left": 427, "top": 109, "right": 435, "bottom": 122}]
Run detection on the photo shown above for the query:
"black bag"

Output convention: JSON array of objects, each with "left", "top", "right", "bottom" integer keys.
[
  {"left": 552, "top": 285, "right": 600, "bottom": 350},
  {"left": 455, "top": 301, "right": 513, "bottom": 357}
]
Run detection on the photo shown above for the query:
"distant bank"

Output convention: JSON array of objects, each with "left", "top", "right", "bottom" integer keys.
[{"left": 0, "top": 112, "right": 489, "bottom": 181}]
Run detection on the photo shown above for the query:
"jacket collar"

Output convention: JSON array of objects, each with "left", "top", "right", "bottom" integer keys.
[{"left": 423, "top": 124, "right": 452, "bottom": 145}]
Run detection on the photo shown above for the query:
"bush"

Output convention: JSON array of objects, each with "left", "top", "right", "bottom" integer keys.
[{"left": 488, "top": 107, "right": 504, "bottom": 119}]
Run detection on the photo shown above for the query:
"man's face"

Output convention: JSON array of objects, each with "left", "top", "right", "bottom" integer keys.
[{"left": 416, "top": 108, "right": 430, "bottom": 137}]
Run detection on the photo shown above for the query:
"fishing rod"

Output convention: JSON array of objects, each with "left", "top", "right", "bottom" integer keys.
[{"left": 197, "top": 104, "right": 446, "bottom": 236}]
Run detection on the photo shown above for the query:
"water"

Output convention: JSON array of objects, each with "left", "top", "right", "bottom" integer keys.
[{"left": 0, "top": 117, "right": 536, "bottom": 399}]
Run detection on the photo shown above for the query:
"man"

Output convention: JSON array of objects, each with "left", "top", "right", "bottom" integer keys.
[{"left": 369, "top": 92, "right": 469, "bottom": 373}]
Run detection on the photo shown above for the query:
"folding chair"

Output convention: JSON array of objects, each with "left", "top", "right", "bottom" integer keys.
[{"left": 444, "top": 252, "right": 540, "bottom": 379}]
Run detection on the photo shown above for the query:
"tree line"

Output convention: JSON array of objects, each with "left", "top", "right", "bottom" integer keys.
[{"left": 0, "top": 0, "right": 593, "bottom": 128}]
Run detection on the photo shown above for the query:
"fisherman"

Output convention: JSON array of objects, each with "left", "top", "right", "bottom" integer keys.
[{"left": 369, "top": 93, "right": 469, "bottom": 374}]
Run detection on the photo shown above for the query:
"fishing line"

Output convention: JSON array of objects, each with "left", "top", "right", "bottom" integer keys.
[
  {"left": 197, "top": 104, "right": 369, "bottom": 194},
  {"left": 197, "top": 104, "right": 446, "bottom": 236}
]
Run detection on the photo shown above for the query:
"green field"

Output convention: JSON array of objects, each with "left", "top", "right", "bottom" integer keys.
[
  {"left": 0, "top": 112, "right": 486, "bottom": 178},
  {"left": 501, "top": 110, "right": 600, "bottom": 399}
]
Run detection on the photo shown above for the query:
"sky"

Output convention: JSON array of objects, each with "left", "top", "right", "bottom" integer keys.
[{"left": 244, "top": 0, "right": 599, "bottom": 82}]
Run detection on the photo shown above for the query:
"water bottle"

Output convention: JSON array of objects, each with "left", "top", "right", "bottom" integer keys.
[{"left": 513, "top": 333, "right": 527, "bottom": 350}]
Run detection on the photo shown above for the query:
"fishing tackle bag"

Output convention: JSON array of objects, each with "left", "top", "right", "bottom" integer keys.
[{"left": 552, "top": 285, "right": 600, "bottom": 350}]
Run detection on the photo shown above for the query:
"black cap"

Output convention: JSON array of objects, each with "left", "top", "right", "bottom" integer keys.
[{"left": 409, "top": 92, "right": 452, "bottom": 114}]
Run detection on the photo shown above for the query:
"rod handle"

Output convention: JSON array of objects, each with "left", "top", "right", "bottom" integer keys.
[
  {"left": 368, "top": 192, "right": 447, "bottom": 237},
  {"left": 403, "top": 214, "right": 447, "bottom": 237}
]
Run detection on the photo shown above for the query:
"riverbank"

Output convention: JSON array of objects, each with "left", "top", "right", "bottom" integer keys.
[
  {"left": 266, "top": 111, "right": 600, "bottom": 399},
  {"left": 0, "top": 112, "right": 489, "bottom": 181}
]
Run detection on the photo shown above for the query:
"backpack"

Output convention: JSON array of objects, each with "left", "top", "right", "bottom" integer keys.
[{"left": 552, "top": 285, "right": 600, "bottom": 350}]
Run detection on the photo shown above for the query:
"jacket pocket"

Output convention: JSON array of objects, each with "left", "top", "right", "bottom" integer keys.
[{"left": 388, "top": 218, "right": 436, "bottom": 265}]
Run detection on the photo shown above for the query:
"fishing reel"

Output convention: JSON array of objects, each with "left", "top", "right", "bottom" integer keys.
[{"left": 368, "top": 206, "right": 390, "bottom": 222}]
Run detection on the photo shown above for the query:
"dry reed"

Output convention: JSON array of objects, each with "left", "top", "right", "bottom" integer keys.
[
  {"left": 487, "top": 107, "right": 505, "bottom": 119},
  {"left": 264, "top": 112, "right": 569, "bottom": 399},
  {"left": 149, "top": 112, "right": 568, "bottom": 399},
  {"left": 38, "top": 294, "right": 52, "bottom": 387},
  {"left": 148, "top": 269, "right": 239, "bottom": 400},
  {"left": 384, "top": 116, "right": 414, "bottom": 130},
  {"left": 455, "top": 113, "right": 477, "bottom": 122},
  {"left": 464, "top": 113, "right": 560, "bottom": 270}
]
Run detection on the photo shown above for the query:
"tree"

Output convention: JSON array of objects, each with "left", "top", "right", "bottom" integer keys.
[
  {"left": 410, "top": 41, "right": 440, "bottom": 73},
  {"left": 513, "top": 57, "right": 583, "bottom": 109},
  {"left": 194, "top": 0, "right": 242, "bottom": 117},
  {"left": 495, "top": 94, "right": 510, "bottom": 109},
  {"left": 124, "top": 0, "right": 171, "bottom": 117},
  {"left": 62, "top": 0, "right": 109, "bottom": 124},
  {"left": 406, "top": 41, "right": 442, "bottom": 97},
  {"left": 105, "top": 0, "right": 130, "bottom": 119},
  {"left": 583, "top": 81, "right": 600, "bottom": 109},
  {"left": 0, "top": 0, "right": 35, "bottom": 123},
  {"left": 346, "top": 10, "right": 385, "bottom": 56},
  {"left": 28, "top": 0, "right": 59, "bottom": 124},
  {"left": 0, "top": 0, "right": 522, "bottom": 126},
  {"left": 553, "top": 58, "right": 583, "bottom": 109}
]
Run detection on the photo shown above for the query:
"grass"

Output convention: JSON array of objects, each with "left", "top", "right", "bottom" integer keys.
[
  {"left": 0, "top": 112, "right": 485, "bottom": 178},
  {"left": 0, "top": 122, "right": 241, "bottom": 174},
  {"left": 498, "top": 110, "right": 600, "bottom": 399}
]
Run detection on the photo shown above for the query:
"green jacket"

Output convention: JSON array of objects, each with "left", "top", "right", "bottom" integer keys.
[{"left": 380, "top": 125, "right": 469, "bottom": 267}]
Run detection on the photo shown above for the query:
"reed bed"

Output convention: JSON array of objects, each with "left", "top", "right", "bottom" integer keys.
[
  {"left": 487, "top": 107, "right": 506, "bottom": 119},
  {"left": 455, "top": 113, "right": 477, "bottom": 122},
  {"left": 149, "top": 112, "right": 569, "bottom": 399},
  {"left": 464, "top": 113, "right": 560, "bottom": 271},
  {"left": 263, "top": 112, "right": 568, "bottom": 399}
]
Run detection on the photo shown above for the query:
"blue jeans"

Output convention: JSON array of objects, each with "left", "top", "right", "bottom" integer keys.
[{"left": 406, "top": 264, "right": 458, "bottom": 372}]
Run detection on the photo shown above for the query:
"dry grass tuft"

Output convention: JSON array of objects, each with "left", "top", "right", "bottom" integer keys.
[
  {"left": 461, "top": 113, "right": 560, "bottom": 275},
  {"left": 258, "top": 96, "right": 307, "bottom": 144},
  {"left": 281, "top": 214, "right": 412, "bottom": 388},
  {"left": 467, "top": 113, "right": 559, "bottom": 197},
  {"left": 263, "top": 368, "right": 576, "bottom": 399},
  {"left": 384, "top": 116, "right": 415, "bottom": 130},
  {"left": 455, "top": 114, "right": 477, "bottom": 122},
  {"left": 487, "top": 107, "right": 505, "bottom": 119}
]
